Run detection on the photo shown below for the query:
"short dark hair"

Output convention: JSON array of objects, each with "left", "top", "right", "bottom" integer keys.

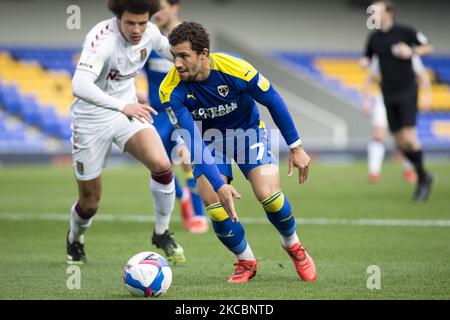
[
  {"left": 168, "top": 22, "right": 210, "bottom": 54},
  {"left": 107, "top": 0, "right": 160, "bottom": 18},
  {"left": 373, "top": 0, "right": 395, "bottom": 14},
  {"left": 167, "top": 0, "right": 180, "bottom": 5}
]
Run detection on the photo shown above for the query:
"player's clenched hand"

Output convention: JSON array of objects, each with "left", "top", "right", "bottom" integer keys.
[
  {"left": 217, "top": 184, "right": 241, "bottom": 222},
  {"left": 392, "top": 42, "right": 413, "bottom": 60},
  {"left": 123, "top": 103, "right": 158, "bottom": 124},
  {"left": 288, "top": 145, "right": 311, "bottom": 184}
]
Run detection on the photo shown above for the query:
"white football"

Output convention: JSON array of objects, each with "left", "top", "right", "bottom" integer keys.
[{"left": 123, "top": 251, "right": 172, "bottom": 298}]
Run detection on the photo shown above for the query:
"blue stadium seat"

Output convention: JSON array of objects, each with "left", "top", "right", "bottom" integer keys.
[
  {"left": 2, "top": 85, "right": 22, "bottom": 115},
  {"left": 39, "top": 106, "right": 60, "bottom": 137},
  {"left": 58, "top": 117, "right": 72, "bottom": 140},
  {"left": 19, "top": 95, "right": 41, "bottom": 126}
]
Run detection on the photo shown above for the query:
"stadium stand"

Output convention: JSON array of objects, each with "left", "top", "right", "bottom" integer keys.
[
  {"left": 271, "top": 51, "right": 450, "bottom": 149},
  {"left": 0, "top": 109, "right": 47, "bottom": 153},
  {"left": 0, "top": 48, "right": 149, "bottom": 154}
]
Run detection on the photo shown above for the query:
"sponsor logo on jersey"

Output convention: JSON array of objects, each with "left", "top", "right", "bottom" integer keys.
[
  {"left": 216, "top": 230, "right": 234, "bottom": 238},
  {"left": 140, "top": 48, "right": 147, "bottom": 62},
  {"left": 166, "top": 107, "right": 181, "bottom": 128},
  {"left": 191, "top": 102, "right": 238, "bottom": 120},
  {"left": 106, "top": 68, "right": 138, "bottom": 81},
  {"left": 217, "top": 85, "right": 229, "bottom": 97},
  {"left": 107, "top": 68, "right": 120, "bottom": 80},
  {"left": 79, "top": 62, "right": 93, "bottom": 69}
]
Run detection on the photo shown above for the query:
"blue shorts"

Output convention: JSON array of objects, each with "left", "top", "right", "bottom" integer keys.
[
  {"left": 153, "top": 111, "right": 184, "bottom": 161},
  {"left": 193, "top": 122, "right": 277, "bottom": 183}
]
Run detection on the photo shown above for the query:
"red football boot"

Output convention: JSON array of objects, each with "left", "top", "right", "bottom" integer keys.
[
  {"left": 227, "top": 260, "right": 258, "bottom": 283},
  {"left": 404, "top": 169, "right": 417, "bottom": 184},
  {"left": 180, "top": 188, "right": 194, "bottom": 230},
  {"left": 368, "top": 173, "right": 380, "bottom": 183},
  {"left": 188, "top": 216, "right": 209, "bottom": 234},
  {"left": 284, "top": 243, "right": 317, "bottom": 281}
]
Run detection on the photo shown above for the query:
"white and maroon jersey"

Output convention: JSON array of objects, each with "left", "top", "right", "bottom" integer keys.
[{"left": 70, "top": 17, "right": 172, "bottom": 124}]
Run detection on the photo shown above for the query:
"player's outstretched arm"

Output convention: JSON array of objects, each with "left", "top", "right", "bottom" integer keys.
[
  {"left": 166, "top": 103, "right": 241, "bottom": 220},
  {"left": 245, "top": 72, "right": 311, "bottom": 184},
  {"left": 72, "top": 69, "right": 127, "bottom": 111},
  {"left": 72, "top": 69, "right": 157, "bottom": 124},
  {"left": 288, "top": 145, "right": 311, "bottom": 184}
]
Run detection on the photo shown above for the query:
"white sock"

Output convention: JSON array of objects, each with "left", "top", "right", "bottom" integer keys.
[
  {"left": 281, "top": 232, "right": 299, "bottom": 249},
  {"left": 150, "top": 177, "right": 175, "bottom": 235},
  {"left": 367, "top": 140, "right": 385, "bottom": 175},
  {"left": 236, "top": 243, "right": 255, "bottom": 261},
  {"left": 181, "top": 187, "right": 189, "bottom": 202},
  {"left": 402, "top": 159, "right": 414, "bottom": 172},
  {"left": 68, "top": 203, "right": 93, "bottom": 244}
]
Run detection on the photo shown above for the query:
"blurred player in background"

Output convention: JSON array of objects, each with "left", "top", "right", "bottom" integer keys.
[
  {"left": 362, "top": 0, "right": 434, "bottom": 201},
  {"left": 67, "top": 0, "right": 185, "bottom": 264},
  {"left": 160, "top": 22, "right": 317, "bottom": 283},
  {"left": 362, "top": 54, "right": 431, "bottom": 183},
  {"left": 140, "top": 0, "right": 208, "bottom": 234}
]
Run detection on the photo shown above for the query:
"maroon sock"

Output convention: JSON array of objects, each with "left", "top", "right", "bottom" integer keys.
[
  {"left": 74, "top": 202, "right": 92, "bottom": 220},
  {"left": 151, "top": 169, "right": 174, "bottom": 185}
]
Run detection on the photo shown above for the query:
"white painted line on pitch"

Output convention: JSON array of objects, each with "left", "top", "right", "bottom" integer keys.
[{"left": 1, "top": 213, "right": 450, "bottom": 227}]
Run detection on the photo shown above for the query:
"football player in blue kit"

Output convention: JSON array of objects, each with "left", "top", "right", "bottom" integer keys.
[
  {"left": 159, "top": 22, "right": 317, "bottom": 283},
  {"left": 141, "top": 0, "right": 208, "bottom": 233}
]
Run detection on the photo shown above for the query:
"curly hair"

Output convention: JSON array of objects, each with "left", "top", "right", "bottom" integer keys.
[
  {"left": 107, "top": 0, "right": 160, "bottom": 18},
  {"left": 168, "top": 22, "right": 210, "bottom": 54}
]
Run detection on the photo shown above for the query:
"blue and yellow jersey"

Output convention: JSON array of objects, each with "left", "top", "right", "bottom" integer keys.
[{"left": 159, "top": 52, "right": 301, "bottom": 191}]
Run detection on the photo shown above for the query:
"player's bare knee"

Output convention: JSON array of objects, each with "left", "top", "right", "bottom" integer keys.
[
  {"left": 372, "top": 127, "right": 385, "bottom": 142},
  {"left": 258, "top": 187, "right": 282, "bottom": 203},
  {"left": 196, "top": 182, "right": 219, "bottom": 206},
  {"left": 152, "top": 161, "right": 172, "bottom": 175},
  {"left": 201, "top": 190, "right": 220, "bottom": 206},
  {"left": 79, "top": 198, "right": 99, "bottom": 217},
  {"left": 148, "top": 154, "right": 171, "bottom": 173},
  {"left": 402, "top": 140, "right": 418, "bottom": 152},
  {"left": 373, "top": 133, "right": 385, "bottom": 142},
  {"left": 394, "top": 135, "right": 407, "bottom": 150},
  {"left": 84, "top": 204, "right": 99, "bottom": 216}
]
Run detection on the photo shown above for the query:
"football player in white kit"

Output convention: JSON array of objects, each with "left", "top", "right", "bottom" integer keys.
[
  {"left": 67, "top": 0, "right": 181, "bottom": 265},
  {"left": 362, "top": 54, "right": 431, "bottom": 183}
]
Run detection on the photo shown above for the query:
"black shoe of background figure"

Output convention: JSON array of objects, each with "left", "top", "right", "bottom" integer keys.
[
  {"left": 151, "top": 230, "right": 185, "bottom": 264},
  {"left": 66, "top": 231, "right": 87, "bottom": 265},
  {"left": 413, "top": 174, "right": 434, "bottom": 202}
]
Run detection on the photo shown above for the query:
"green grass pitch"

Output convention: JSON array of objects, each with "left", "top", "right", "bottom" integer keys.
[{"left": 0, "top": 161, "right": 449, "bottom": 299}]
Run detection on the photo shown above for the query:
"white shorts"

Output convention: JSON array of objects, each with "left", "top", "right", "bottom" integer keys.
[
  {"left": 71, "top": 114, "right": 153, "bottom": 181},
  {"left": 372, "top": 95, "right": 388, "bottom": 128}
]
